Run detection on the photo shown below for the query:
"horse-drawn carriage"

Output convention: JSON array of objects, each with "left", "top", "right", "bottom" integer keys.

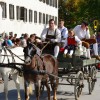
[
  {"left": 42, "top": 43, "right": 99, "bottom": 100},
  {"left": 57, "top": 52, "right": 98, "bottom": 100},
  {"left": 0, "top": 42, "right": 99, "bottom": 100}
]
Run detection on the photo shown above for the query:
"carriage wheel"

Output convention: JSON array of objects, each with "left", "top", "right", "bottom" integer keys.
[
  {"left": 88, "top": 66, "right": 97, "bottom": 94},
  {"left": 74, "top": 71, "right": 84, "bottom": 100}
]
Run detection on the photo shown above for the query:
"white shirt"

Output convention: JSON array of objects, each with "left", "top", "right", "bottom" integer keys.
[
  {"left": 63, "top": 36, "right": 82, "bottom": 48},
  {"left": 58, "top": 26, "right": 68, "bottom": 39},
  {"left": 41, "top": 28, "right": 61, "bottom": 42},
  {"left": 73, "top": 25, "right": 90, "bottom": 40}
]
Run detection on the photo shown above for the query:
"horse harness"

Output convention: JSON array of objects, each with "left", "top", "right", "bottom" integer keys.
[
  {"left": 34, "top": 55, "right": 46, "bottom": 72},
  {"left": 1, "top": 47, "right": 15, "bottom": 64}
]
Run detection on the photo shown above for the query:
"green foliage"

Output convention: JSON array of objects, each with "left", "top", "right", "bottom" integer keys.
[{"left": 58, "top": 0, "right": 100, "bottom": 32}]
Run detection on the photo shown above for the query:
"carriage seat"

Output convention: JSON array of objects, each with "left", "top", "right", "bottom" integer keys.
[{"left": 59, "top": 45, "right": 88, "bottom": 59}]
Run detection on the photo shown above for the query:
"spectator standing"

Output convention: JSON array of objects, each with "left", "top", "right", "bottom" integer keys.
[
  {"left": 12, "top": 34, "right": 17, "bottom": 44},
  {"left": 21, "top": 33, "right": 29, "bottom": 47}
]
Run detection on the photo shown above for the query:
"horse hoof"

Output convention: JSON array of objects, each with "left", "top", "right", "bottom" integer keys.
[
  {"left": 0, "top": 80, "right": 4, "bottom": 84},
  {"left": 18, "top": 98, "right": 21, "bottom": 100},
  {"left": 53, "top": 97, "right": 57, "bottom": 100}
]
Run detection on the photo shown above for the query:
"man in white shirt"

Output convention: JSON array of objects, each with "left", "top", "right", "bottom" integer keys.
[
  {"left": 21, "top": 33, "right": 29, "bottom": 48},
  {"left": 73, "top": 21, "right": 100, "bottom": 60},
  {"left": 58, "top": 19, "right": 68, "bottom": 44},
  {"left": 41, "top": 19, "right": 61, "bottom": 58}
]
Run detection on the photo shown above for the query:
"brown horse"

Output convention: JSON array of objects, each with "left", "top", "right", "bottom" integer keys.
[{"left": 23, "top": 47, "right": 59, "bottom": 100}]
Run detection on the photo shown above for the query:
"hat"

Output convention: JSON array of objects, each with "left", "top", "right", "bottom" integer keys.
[{"left": 82, "top": 21, "right": 88, "bottom": 26}]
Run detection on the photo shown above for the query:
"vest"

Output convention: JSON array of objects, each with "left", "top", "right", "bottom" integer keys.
[
  {"left": 67, "top": 36, "right": 76, "bottom": 45},
  {"left": 46, "top": 29, "right": 56, "bottom": 39},
  {"left": 61, "top": 28, "right": 65, "bottom": 38}
]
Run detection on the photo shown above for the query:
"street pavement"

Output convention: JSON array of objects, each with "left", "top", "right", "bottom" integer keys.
[{"left": 0, "top": 71, "right": 100, "bottom": 100}]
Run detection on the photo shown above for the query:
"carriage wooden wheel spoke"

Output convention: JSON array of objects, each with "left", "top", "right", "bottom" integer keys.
[
  {"left": 74, "top": 71, "right": 84, "bottom": 100},
  {"left": 88, "top": 65, "right": 97, "bottom": 94}
]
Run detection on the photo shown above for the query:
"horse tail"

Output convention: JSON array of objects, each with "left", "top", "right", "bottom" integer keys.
[{"left": 29, "top": 83, "right": 33, "bottom": 95}]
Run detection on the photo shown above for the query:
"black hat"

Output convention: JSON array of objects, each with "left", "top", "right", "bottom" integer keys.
[{"left": 82, "top": 21, "right": 88, "bottom": 26}]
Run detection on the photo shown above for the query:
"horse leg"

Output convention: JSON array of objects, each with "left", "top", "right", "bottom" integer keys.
[
  {"left": 3, "top": 74, "right": 9, "bottom": 100},
  {"left": 24, "top": 80, "right": 30, "bottom": 100},
  {"left": 45, "top": 80, "right": 50, "bottom": 100},
  {"left": 50, "top": 78, "right": 59, "bottom": 100},
  {"left": 34, "top": 80, "right": 41, "bottom": 100},
  {"left": 12, "top": 73, "right": 21, "bottom": 100}
]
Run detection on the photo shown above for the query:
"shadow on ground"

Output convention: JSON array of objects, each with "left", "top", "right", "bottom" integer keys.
[{"left": 0, "top": 89, "right": 75, "bottom": 100}]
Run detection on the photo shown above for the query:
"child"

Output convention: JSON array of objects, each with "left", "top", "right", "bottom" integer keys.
[{"left": 63, "top": 29, "right": 81, "bottom": 58}]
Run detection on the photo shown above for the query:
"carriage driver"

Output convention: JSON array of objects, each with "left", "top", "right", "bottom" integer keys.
[{"left": 41, "top": 19, "right": 61, "bottom": 58}]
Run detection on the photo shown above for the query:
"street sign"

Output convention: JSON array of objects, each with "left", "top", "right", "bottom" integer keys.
[{"left": 93, "top": 20, "right": 98, "bottom": 29}]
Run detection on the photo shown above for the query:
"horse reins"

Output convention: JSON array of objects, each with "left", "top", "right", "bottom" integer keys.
[
  {"left": 30, "top": 41, "right": 50, "bottom": 55},
  {"left": 40, "top": 41, "right": 50, "bottom": 54},
  {"left": 6, "top": 47, "right": 25, "bottom": 62}
]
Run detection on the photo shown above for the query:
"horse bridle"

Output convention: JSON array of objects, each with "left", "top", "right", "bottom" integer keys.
[
  {"left": 1, "top": 47, "right": 15, "bottom": 64},
  {"left": 6, "top": 47, "right": 25, "bottom": 62}
]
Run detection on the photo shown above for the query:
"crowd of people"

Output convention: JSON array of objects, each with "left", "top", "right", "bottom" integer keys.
[{"left": 0, "top": 19, "right": 100, "bottom": 60}]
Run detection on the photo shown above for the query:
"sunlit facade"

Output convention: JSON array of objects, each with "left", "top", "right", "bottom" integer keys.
[{"left": 0, "top": 0, "right": 58, "bottom": 37}]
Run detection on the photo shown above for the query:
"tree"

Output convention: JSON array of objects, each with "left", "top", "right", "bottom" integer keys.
[{"left": 58, "top": 0, "right": 100, "bottom": 30}]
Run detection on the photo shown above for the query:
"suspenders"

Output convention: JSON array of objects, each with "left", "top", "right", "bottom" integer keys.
[
  {"left": 46, "top": 28, "right": 57, "bottom": 39},
  {"left": 61, "top": 28, "right": 65, "bottom": 38}
]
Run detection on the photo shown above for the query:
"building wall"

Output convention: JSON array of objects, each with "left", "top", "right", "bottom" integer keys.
[{"left": 0, "top": 0, "right": 58, "bottom": 37}]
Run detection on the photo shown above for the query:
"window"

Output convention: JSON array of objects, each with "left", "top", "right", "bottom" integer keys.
[
  {"left": 49, "top": 15, "right": 51, "bottom": 20},
  {"left": 20, "top": 7, "right": 27, "bottom": 22},
  {"left": 29, "top": 9, "right": 33, "bottom": 22},
  {"left": 46, "top": 14, "right": 48, "bottom": 24},
  {"left": 55, "top": 0, "right": 57, "bottom": 8},
  {"left": 46, "top": 0, "right": 49, "bottom": 5},
  {"left": 39, "top": 12, "right": 42, "bottom": 23},
  {"left": 9, "top": 4, "right": 14, "bottom": 19},
  {"left": 50, "top": 0, "right": 53, "bottom": 6},
  {"left": 20, "top": 7, "right": 24, "bottom": 20},
  {"left": 16, "top": 6, "right": 20, "bottom": 20},
  {"left": 53, "top": 0, "right": 55, "bottom": 7},
  {"left": 55, "top": 16, "right": 57, "bottom": 25},
  {"left": 52, "top": 16, "right": 54, "bottom": 20},
  {"left": 34, "top": 11, "right": 37, "bottom": 23},
  {"left": 0, "top": 2, "right": 7, "bottom": 18},
  {"left": 43, "top": 13, "right": 45, "bottom": 24},
  {"left": 39, "top": 0, "right": 42, "bottom": 2},
  {"left": 24, "top": 8, "right": 27, "bottom": 22},
  {"left": 43, "top": 0, "right": 45, "bottom": 3}
]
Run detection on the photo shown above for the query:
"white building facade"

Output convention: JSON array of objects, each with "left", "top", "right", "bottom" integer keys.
[{"left": 0, "top": 0, "right": 58, "bottom": 37}]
